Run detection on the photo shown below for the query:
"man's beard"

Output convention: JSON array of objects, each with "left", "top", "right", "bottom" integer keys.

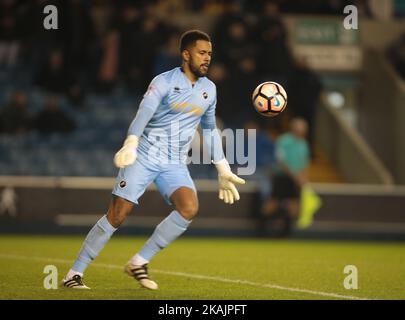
[{"left": 189, "top": 58, "right": 208, "bottom": 78}]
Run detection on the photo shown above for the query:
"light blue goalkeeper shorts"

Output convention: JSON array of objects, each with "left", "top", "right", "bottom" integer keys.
[{"left": 112, "top": 155, "right": 196, "bottom": 205}]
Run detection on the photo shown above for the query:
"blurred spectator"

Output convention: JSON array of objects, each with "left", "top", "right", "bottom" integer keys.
[
  {"left": 95, "top": 31, "right": 120, "bottom": 93},
  {"left": 36, "top": 47, "right": 85, "bottom": 107},
  {"left": 255, "top": 0, "right": 292, "bottom": 81},
  {"left": 154, "top": 32, "right": 182, "bottom": 75},
  {"left": 63, "top": 0, "right": 94, "bottom": 72},
  {"left": 117, "top": 2, "right": 142, "bottom": 92},
  {"left": 227, "top": 56, "right": 260, "bottom": 127},
  {"left": 155, "top": 0, "right": 187, "bottom": 15},
  {"left": 0, "top": 91, "right": 31, "bottom": 134},
  {"left": 212, "top": 0, "right": 246, "bottom": 51},
  {"left": 17, "top": 1, "right": 63, "bottom": 72},
  {"left": 35, "top": 49, "right": 74, "bottom": 94},
  {"left": 216, "top": 20, "right": 256, "bottom": 70},
  {"left": 261, "top": 118, "right": 310, "bottom": 237},
  {"left": 209, "top": 59, "right": 258, "bottom": 129},
  {"left": 116, "top": 8, "right": 171, "bottom": 92},
  {"left": 387, "top": 32, "right": 405, "bottom": 80},
  {"left": 287, "top": 57, "right": 322, "bottom": 153},
  {"left": 137, "top": 15, "right": 170, "bottom": 91},
  {"left": 208, "top": 62, "right": 233, "bottom": 121},
  {"left": 0, "top": 186, "right": 17, "bottom": 218},
  {"left": 0, "top": 0, "right": 22, "bottom": 67},
  {"left": 34, "top": 96, "right": 76, "bottom": 134},
  {"left": 89, "top": 0, "right": 116, "bottom": 38},
  {"left": 211, "top": 14, "right": 259, "bottom": 128}
]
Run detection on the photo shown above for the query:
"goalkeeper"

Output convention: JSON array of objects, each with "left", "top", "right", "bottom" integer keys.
[{"left": 62, "top": 30, "right": 245, "bottom": 290}]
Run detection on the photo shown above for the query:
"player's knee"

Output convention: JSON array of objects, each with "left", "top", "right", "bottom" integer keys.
[
  {"left": 106, "top": 208, "right": 127, "bottom": 227},
  {"left": 107, "top": 196, "right": 133, "bottom": 228},
  {"left": 176, "top": 201, "right": 199, "bottom": 220}
]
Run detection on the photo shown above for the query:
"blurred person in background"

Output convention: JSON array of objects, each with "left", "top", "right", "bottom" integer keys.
[
  {"left": 227, "top": 55, "right": 260, "bottom": 128},
  {"left": 155, "top": 0, "right": 187, "bottom": 16},
  {"left": 34, "top": 95, "right": 76, "bottom": 135},
  {"left": 86, "top": 0, "right": 118, "bottom": 93},
  {"left": 213, "top": 19, "right": 258, "bottom": 128},
  {"left": 136, "top": 11, "right": 171, "bottom": 92},
  {"left": 0, "top": 0, "right": 21, "bottom": 67},
  {"left": 212, "top": 0, "right": 246, "bottom": 56},
  {"left": 154, "top": 32, "right": 182, "bottom": 75},
  {"left": 95, "top": 30, "right": 120, "bottom": 94},
  {"left": 0, "top": 91, "right": 31, "bottom": 134},
  {"left": 207, "top": 62, "right": 238, "bottom": 126},
  {"left": 117, "top": 2, "right": 142, "bottom": 92},
  {"left": 216, "top": 20, "right": 255, "bottom": 71},
  {"left": 35, "top": 48, "right": 75, "bottom": 94},
  {"left": 61, "top": 0, "right": 94, "bottom": 106},
  {"left": 18, "top": 1, "right": 62, "bottom": 73},
  {"left": 255, "top": 0, "right": 292, "bottom": 82},
  {"left": 63, "top": 0, "right": 95, "bottom": 71},
  {"left": 261, "top": 118, "right": 310, "bottom": 237},
  {"left": 35, "top": 47, "right": 85, "bottom": 107}
]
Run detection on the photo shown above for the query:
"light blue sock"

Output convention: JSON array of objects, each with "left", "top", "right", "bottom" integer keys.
[
  {"left": 72, "top": 215, "right": 117, "bottom": 273},
  {"left": 138, "top": 210, "right": 191, "bottom": 262}
]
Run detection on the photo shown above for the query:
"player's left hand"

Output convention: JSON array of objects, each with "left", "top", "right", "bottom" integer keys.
[
  {"left": 218, "top": 171, "right": 245, "bottom": 204},
  {"left": 214, "top": 158, "right": 246, "bottom": 205}
]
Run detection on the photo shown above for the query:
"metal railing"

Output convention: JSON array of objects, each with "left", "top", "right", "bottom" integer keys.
[
  {"left": 359, "top": 49, "right": 405, "bottom": 184},
  {"left": 316, "top": 94, "right": 394, "bottom": 185}
]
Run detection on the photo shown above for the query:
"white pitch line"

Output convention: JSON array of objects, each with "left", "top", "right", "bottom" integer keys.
[{"left": 0, "top": 253, "right": 370, "bottom": 300}]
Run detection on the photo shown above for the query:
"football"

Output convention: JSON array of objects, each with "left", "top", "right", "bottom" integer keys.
[{"left": 252, "top": 81, "right": 288, "bottom": 117}]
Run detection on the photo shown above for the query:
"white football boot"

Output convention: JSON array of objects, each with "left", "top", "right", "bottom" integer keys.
[
  {"left": 124, "top": 262, "right": 158, "bottom": 290},
  {"left": 62, "top": 274, "right": 90, "bottom": 289}
]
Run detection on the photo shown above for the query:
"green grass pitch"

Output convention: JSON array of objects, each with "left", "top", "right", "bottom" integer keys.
[{"left": 0, "top": 235, "right": 404, "bottom": 300}]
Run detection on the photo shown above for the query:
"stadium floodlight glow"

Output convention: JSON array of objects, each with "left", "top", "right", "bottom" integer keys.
[{"left": 328, "top": 92, "right": 345, "bottom": 109}]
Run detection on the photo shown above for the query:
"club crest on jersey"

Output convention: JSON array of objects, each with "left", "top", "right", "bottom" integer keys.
[
  {"left": 203, "top": 92, "right": 208, "bottom": 99},
  {"left": 119, "top": 181, "right": 126, "bottom": 188}
]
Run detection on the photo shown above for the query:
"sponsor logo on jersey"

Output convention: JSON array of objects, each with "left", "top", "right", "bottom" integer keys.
[{"left": 171, "top": 102, "right": 203, "bottom": 115}]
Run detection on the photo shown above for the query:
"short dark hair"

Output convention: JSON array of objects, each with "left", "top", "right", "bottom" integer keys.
[{"left": 179, "top": 30, "right": 211, "bottom": 53}]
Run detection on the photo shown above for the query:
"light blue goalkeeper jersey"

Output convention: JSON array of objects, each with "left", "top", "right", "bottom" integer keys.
[{"left": 128, "top": 67, "right": 223, "bottom": 164}]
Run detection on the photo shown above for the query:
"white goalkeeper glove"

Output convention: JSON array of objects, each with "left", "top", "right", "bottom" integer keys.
[
  {"left": 113, "top": 135, "right": 139, "bottom": 168},
  {"left": 214, "top": 158, "right": 246, "bottom": 205}
]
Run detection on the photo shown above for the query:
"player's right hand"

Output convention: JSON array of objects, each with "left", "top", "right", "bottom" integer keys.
[{"left": 113, "top": 135, "right": 139, "bottom": 168}]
